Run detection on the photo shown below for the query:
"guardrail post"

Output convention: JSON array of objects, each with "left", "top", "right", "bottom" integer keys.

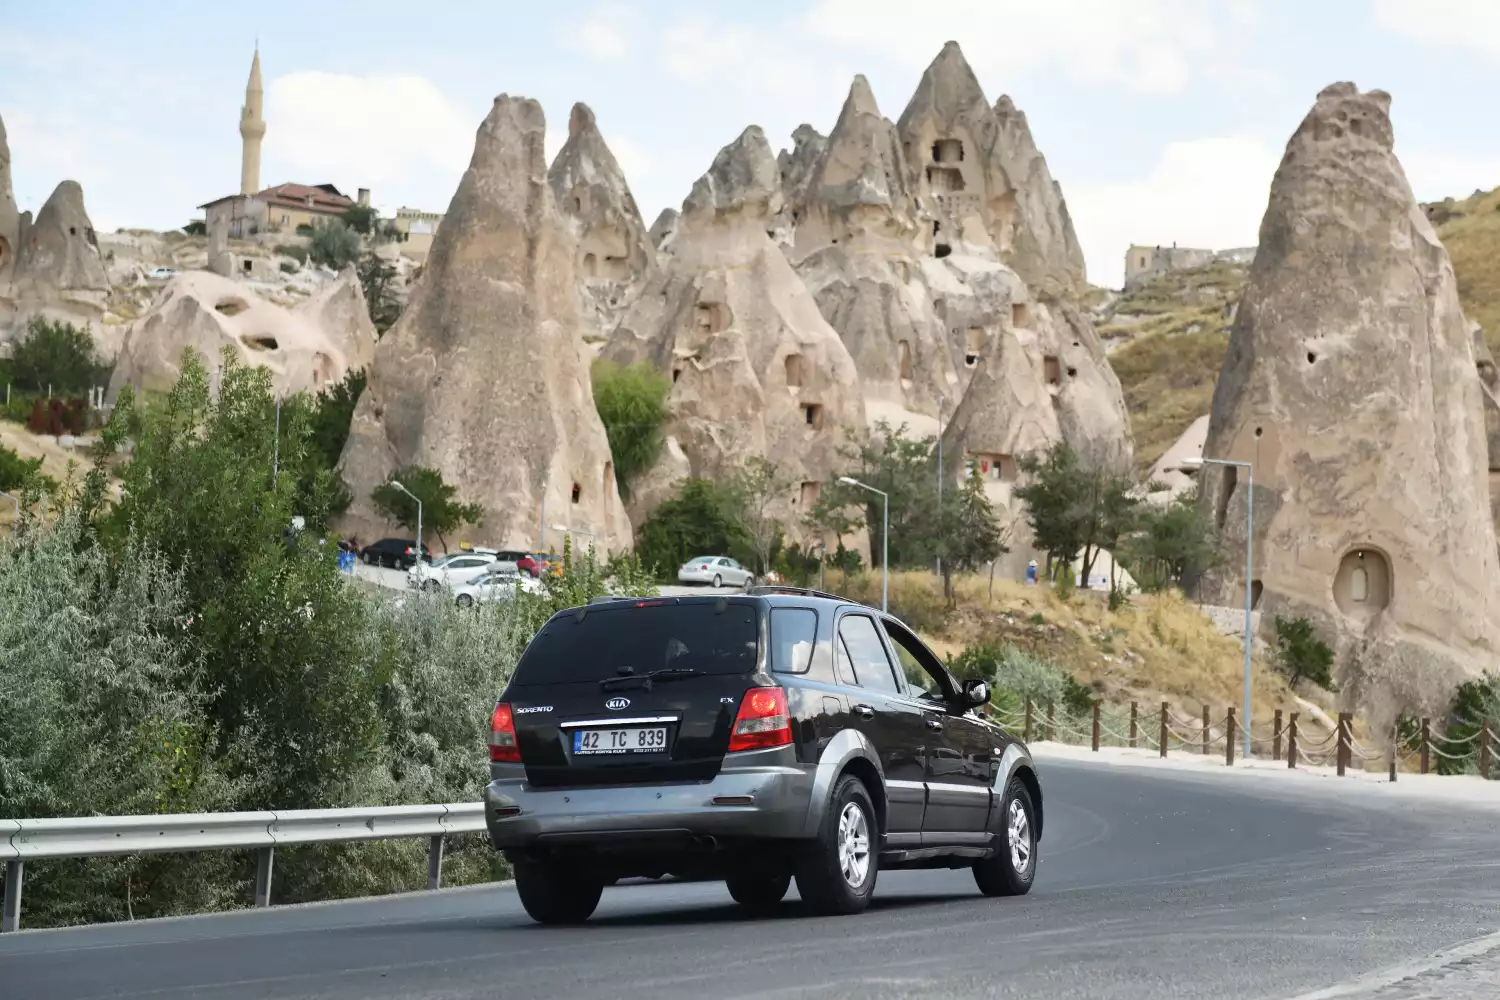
[
  {"left": 427, "top": 834, "right": 446, "bottom": 890},
  {"left": 1344, "top": 716, "right": 1356, "bottom": 779},
  {"left": 1159, "top": 702, "right": 1168, "bottom": 759},
  {"left": 2, "top": 859, "right": 21, "bottom": 933},
  {"left": 1481, "top": 720, "right": 1492, "bottom": 781},
  {"left": 1091, "top": 700, "right": 1101, "bottom": 751},
  {"left": 1202, "top": 704, "right": 1210, "bottom": 756},
  {"left": 1024, "top": 697, "right": 1033, "bottom": 744},
  {"left": 1389, "top": 739, "right": 1397, "bottom": 783},
  {"left": 1287, "top": 713, "right": 1299, "bottom": 769},
  {"left": 1273, "top": 709, "right": 1283, "bottom": 762},
  {"left": 1420, "top": 718, "right": 1430, "bottom": 775},
  {"left": 1129, "top": 702, "right": 1138, "bottom": 749},
  {"left": 254, "top": 846, "right": 275, "bottom": 908},
  {"left": 1046, "top": 700, "right": 1055, "bottom": 742},
  {"left": 1225, "top": 706, "right": 1236, "bottom": 766}
]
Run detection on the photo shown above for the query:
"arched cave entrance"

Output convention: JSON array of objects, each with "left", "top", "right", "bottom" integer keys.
[{"left": 1333, "top": 548, "right": 1391, "bottom": 619}]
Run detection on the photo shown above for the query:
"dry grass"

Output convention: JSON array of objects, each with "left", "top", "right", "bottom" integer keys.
[
  {"left": 1432, "top": 188, "right": 1500, "bottom": 355},
  {"left": 830, "top": 569, "right": 1308, "bottom": 727}
]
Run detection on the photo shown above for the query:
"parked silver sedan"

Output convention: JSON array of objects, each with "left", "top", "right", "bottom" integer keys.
[{"left": 676, "top": 555, "right": 755, "bottom": 589}]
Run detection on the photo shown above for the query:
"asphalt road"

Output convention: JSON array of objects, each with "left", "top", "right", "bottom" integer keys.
[{"left": 4, "top": 759, "right": 1499, "bottom": 1000}]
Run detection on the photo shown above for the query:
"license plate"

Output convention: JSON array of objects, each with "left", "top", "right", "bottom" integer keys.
[{"left": 572, "top": 726, "right": 669, "bottom": 755}]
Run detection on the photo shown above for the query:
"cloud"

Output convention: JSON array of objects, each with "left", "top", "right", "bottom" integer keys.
[
  {"left": 265, "top": 71, "right": 476, "bottom": 212},
  {"left": 802, "top": 0, "right": 1261, "bottom": 95},
  {"left": 565, "top": 5, "right": 633, "bottom": 62},
  {"left": 1371, "top": 0, "right": 1500, "bottom": 57},
  {"left": 1065, "top": 136, "right": 1281, "bottom": 288},
  {"left": 1398, "top": 148, "right": 1500, "bottom": 202}
]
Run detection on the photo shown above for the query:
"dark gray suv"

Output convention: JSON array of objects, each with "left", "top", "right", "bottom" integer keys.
[{"left": 485, "top": 588, "right": 1042, "bottom": 923}]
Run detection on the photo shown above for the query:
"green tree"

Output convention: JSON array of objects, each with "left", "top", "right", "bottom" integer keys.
[
  {"left": 590, "top": 359, "right": 671, "bottom": 501},
  {"left": 356, "top": 252, "right": 403, "bottom": 334},
  {"left": 371, "top": 466, "right": 484, "bottom": 553},
  {"left": 1270, "top": 616, "right": 1336, "bottom": 691},
  {"left": 85, "top": 348, "right": 383, "bottom": 810},
  {"left": 935, "top": 467, "right": 1008, "bottom": 600},
  {"left": 827, "top": 419, "right": 942, "bottom": 569},
  {"left": 182, "top": 219, "right": 207, "bottom": 236},
  {"left": 730, "top": 456, "right": 793, "bottom": 575},
  {"left": 1121, "top": 487, "right": 1219, "bottom": 593},
  {"left": 307, "top": 368, "right": 366, "bottom": 470},
  {"left": 634, "top": 478, "right": 746, "bottom": 578},
  {"left": 9, "top": 316, "right": 110, "bottom": 394},
  {"left": 0, "top": 443, "right": 45, "bottom": 492},
  {"left": 1015, "top": 442, "right": 1139, "bottom": 592},
  {"left": 341, "top": 203, "right": 378, "bottom": 236},
  {"left": 308, "top": 219, "right": 361, "bottom": 270}
]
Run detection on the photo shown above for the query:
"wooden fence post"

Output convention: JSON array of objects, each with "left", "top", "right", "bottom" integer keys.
[
  {"left": 1389, "top": 740, "right": 1397, "bottom": 783},
  {"left": 1344, "top": 716, "right": 1356, "bottom": 779},
  {"left": 1130, "top": 701, "right": 1138, "bottom": 749},
  {"left": 1273, "top": 709, "right": 1283, "bottom": 762},
  {"left": 1481, "top": 720, "right": 1492, "bottom": 781},
  {"left": 1202, "top": 704, "right": 1210, "bottom": 756},
  {"left": 1159, "top": 702, "right": 1168, "bottom": 758},
  {"left": 1420, "top": 718, "right": 1430, "bottom": 775},
  {"left": 1091, "top": 700, "right": 1101, "bottom": 752},
  {"left": 1024, "top": 697, "right": 1033, "bottom": 744},
  {"left": 1226, "top": 706, "right": 1236, "bottom": 766},
  {"left": 1287, "top": 713, "right": 1299, "bottom": 769},
  {"left": 1046, "top": 700, "right": 1055, "bottom": 742}
]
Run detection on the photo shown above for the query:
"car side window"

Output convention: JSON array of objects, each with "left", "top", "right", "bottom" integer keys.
[
  {"left": 770, "top": 608, "right": 817, "bottom": 674},
  {"left": 882, "top": 620, "right": 951, "bottom": 704},
  {"left": 839, "top": 614, "right": 901, "bottom": 695}
]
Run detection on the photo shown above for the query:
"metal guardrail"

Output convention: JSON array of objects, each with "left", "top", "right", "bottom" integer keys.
[{"left": 1, "top": 802, "right": 485, "bottom": 933}]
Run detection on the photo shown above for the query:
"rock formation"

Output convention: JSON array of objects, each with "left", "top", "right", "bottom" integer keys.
[
  {"left": 548, "top": 103, "right": 654, "bottom": 342},
  {"left": 338, "top": 96, "right": 629, "bottom": 553},
  {"left": 0, "top": 114, "right": 18, "bottom": 285},
  {"left": 3, "top": 181, "right": 110, "bottom": 328},
  {"left": 647, "top": 209, "right": 679, "bottom": 255},
  {"left": 298, "top": 265, "right": 377, "bottom": 372},
  {"left": 604, "top": 126, "right": 865, "bottom": 537},
  {"left": 1198, "top": 83, "right": 1500, "bottom": 727},
  {"left": 108, "top": 270, "right": 362, "bottom": 398}
]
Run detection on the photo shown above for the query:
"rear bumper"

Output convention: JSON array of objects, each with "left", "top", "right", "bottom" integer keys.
[{"left": 484, "top": 748, "right": 816, "bottom": 848}]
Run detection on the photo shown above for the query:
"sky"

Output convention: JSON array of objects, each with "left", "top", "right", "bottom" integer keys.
[{"left": 6, "top": 0, "right": 1500, "bottom": 288}]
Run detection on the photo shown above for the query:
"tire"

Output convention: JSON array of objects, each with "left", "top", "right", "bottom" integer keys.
[
  {"left": 973, "top": 776, "right": 1037, "bottom": 897},
  {"left": 455, "top": 593, "right": 474, "bottom": 608},
  {"left": 513, "top": 858, "right": 604, "bottom": 925},
  {"left": 423, "top": 579, "right": 441, "bottom": 593},
  {"left": 713, "top": 574, "right": 723, "bottom": 588},
  {"left": 742, "top": 575, "right": 755, "bottom": 590},
  {"left": 726, "top": 872, "right": 790, "bottom": 915},
  {"left": 361, "top": 552, "right": 373, "bottom": 565},
  {"left": 795, "top": 774, "right": 878, "bottom": 916}
]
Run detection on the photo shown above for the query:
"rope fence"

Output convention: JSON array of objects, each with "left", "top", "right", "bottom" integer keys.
[{"left": 983, "top": 698, "right": 1500, "bottom": 783}]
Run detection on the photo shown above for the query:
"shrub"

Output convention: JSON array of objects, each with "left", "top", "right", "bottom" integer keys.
[
  {"left": 1270, "top": 616, "right": 1336, "bottom": 691},
  {"left": 9, "top": 317, "right": 110, "bottom": 395},
  {"left": 308, "top": 220, "right": 360, "bottom": 269},
  {"left": 0, "top": 443, "right": 44, "bottom": 492},
  {"left": 591, "top": 360, "right": 672, "bottom": 501},
  {"left": 275, "top": 243, "right": 309, "bottom": 264},
  {"left": 634, "top": 478, "right": 747, "bottom": 578}
]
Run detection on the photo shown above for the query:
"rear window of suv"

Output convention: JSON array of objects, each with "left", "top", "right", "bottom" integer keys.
[{"left": 511, "top": 602, "right": 760, "bottom": 685}]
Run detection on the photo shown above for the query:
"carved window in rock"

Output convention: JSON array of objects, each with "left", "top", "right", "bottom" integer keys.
[
  {"left": 799, "top": 481, "right": 821, "bottom": 508},
  {"left": 931, "top": 139, "right": 963, "bottom": 163},
  {"left": 1351, "top": 567, "right": 1368, "bottom": 603},
  {"left": 571, "top": 482, "right": 582, "bottom": 504},
  {"left": 582, "top": 252, "right": 599, "bottom": 278},
  {"left": 965, "top": 328, "right": 984, "bottom": 368},
  {"left": 1044, "top": 356, "right": 1061, "bottom": 386},
  {"left": 802, "top": 403, "right": 824, "bottom": 429},
  {"left": 1011, "top": 302, "right": 1030, "bottom": 328},
  {"left": 694, "top": 301, "right": 732, "bottom": 335},
  {"left": 1334, "top": 549, "right": 1390, "bottom": 618},
  {"left": 967, "top": 453, "right": 1016, "bottom": 484},
  {"left": 672, "top": 367, "right": 682, "bottom": 383},
  {"left": 926, "top": 166, "right": 966, "bottom": 193},
  {"left": 784, "top": 353, "right": 805, "bottom": 388},
  {"left": 604, "top": 462, "right": 614, "bottom": 500},
  {"left": 0, "top": 235, "right": 9, "bottom": 271},
  {"left": 898, "top": 341, "right": 913, "bottom": 380}
]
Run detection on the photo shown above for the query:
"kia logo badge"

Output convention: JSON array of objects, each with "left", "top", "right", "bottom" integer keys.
[{"left": 605, "top": 697, "right": 630, "bottom": 711}]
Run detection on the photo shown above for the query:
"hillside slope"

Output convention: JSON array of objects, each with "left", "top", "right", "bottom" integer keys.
[{"left": 1427, "top": 189, "right": 1500, "bottom": 354}]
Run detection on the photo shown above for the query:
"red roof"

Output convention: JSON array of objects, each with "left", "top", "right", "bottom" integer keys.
[{"left": 253, "top": 183, "right": 356, "bottom": 215}]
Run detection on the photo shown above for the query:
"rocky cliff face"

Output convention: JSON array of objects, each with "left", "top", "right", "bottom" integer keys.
[
  {"left": 604, "top": 126, "right": 865, "bottom": 537},
  {"left": 297, "top": 265, "right": 377, "bottom": 373},
  {"left": 0, "top": 114, "right": 18, "bottom": 286},
  {"left": 549, "top": 103, "right": 654, "bottom": 342},
  {"left": 2, "top": 179, "right": 110, "bottom": 332},
  {"left": 339, "top": 96, "right": 629, "bottom": 553},
  {"left": 108, "top": 270, "right": 361, "bottom": 399},
  {"left": 1199, "top": 82, "right": 1500, "bottom": 728}
]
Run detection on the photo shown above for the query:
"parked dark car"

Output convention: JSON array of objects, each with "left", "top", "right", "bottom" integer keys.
[
  {"left": 359, "top": 537, "right": 431, "bottom": 570},
  {"left": 485, "top": 587, "right": 1041, "bottom": 924},
  {"left": 489, "top": 550, "right": 542, "bottom": 578}
]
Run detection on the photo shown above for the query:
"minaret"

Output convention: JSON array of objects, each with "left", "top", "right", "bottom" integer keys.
[{"left": 239, "top": 45, "right": 265, "bottom": 196}]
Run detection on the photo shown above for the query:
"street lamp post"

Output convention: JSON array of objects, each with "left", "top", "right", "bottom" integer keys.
[
  {"left": 839, "top": 476, "right": 888, "bottom": 613},
  {"left": 1183, "top": 456, "right": 1254, "bottom": 761},
  {"left": 935, "top": 393, "right": 944, "bottom": 580},
  {"left": 551, "top": 523, "right": 595, "bottom": 555},
  {"left": 389, "top": 480, "right": 423, "bottom": 563}
]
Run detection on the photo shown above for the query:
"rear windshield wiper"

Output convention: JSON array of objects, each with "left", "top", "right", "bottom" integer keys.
[{"left": 599, "top": 667, "right": 703, "bottom": 691}]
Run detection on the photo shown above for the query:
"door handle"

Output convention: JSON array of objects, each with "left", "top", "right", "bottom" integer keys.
[
  {"left": 926, "top": 718, "right": 944, "bottom": 732},
  {"left": 854, "top": 704, "right": 875, "bottom": 720}
]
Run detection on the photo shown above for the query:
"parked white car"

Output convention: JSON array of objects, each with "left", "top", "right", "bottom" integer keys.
[
  {"left": 453, "top": 565, "right": 541, "bottom": 607},
  {"left": 676, "top": 555, "right": 755, "bottom": 589},
  {"left": 146, "top": 267, "right": 177, "bottom": 280},
  {"left": 407, "top": 551, "right": 505, "bottom": 590}
]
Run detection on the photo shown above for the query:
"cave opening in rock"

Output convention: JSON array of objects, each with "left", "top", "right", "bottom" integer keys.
[
  {"left": 785, "top": 352, "right": 804, "bottom": 387},
  {"left": 1044, "top": 355, "right": 1061, "bottom": 386},
  {"left": 1333, "top": 548, "right": 1390, "bottom": 618},
  {"left": 1012, "top": 302, "right": 1030, "bottom": 328},
  {"left": 965, "top": 328, "right": 984, "bottom": 368},
  {"left": 583, "top": 252, "right": 598, "bottom": 278},
  {"left": 802, "top": 403, "right": 824, "bottom": 429},
  {"left": 898, "top": 340, "right": 913, "bottom": 380},
  {"left": 603, "top": 462, "right": 613, "bottom": 499},
  {"left": 571, "top": 482, "right": 581, "bottom": 505},
  {"left": 242, "top": 334, "right": 279, "bottom": 352},
  {"left": 934, "top": 243, "right": 952, "bottom": 259},
  {"left": 799, "top": 480, "right": 820, "bottom": 507},
  {"left": 694, "top": 301, "right": 732, "bottom": 335},
  {"left": 215, "top": 298, "right": 250, "bottom": 317}
]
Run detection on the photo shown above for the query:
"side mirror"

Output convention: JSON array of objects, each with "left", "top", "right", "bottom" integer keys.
[{"left": 960, "top": 678, "right": 990, "bottom": 709}]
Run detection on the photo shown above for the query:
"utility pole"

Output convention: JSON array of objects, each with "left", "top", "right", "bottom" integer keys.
[{"left": 272, "top": 394, "right": 281, "bottom": 487}]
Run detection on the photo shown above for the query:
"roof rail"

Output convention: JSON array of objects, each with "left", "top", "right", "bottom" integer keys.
[{"left": 745, "top": 585, "right": 850, "bottom": 602}]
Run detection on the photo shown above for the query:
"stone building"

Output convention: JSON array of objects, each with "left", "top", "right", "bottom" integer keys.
[{"left": 1123, "top": 243, "right": 1257, "bottom": 289}]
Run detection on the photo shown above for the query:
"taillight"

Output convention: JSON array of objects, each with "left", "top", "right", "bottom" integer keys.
[
  {"left": 728, "top": 687, "right": 792, "bottom": 753},
  {"left": 489, "top": 702, "right": 521, "bottom": 762}
]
